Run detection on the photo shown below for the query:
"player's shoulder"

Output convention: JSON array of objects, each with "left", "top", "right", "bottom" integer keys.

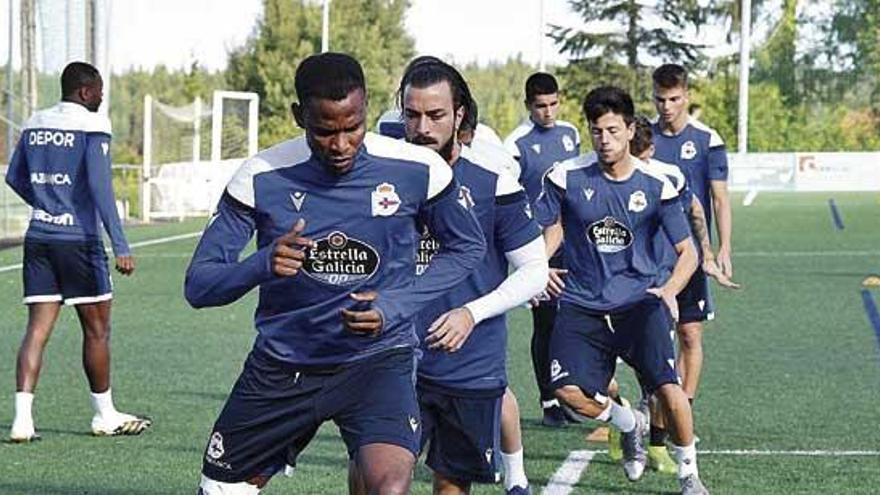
[
  {"left": 23, "top": 102, "right": 112, "bottom": 136},
  {"left": 375, "top": 109, "right": 405, "bottom": 139},
  {"left": 226, "top": 137, "right": 312, "bottom": 207},
  {"left": 546, "top": 151, "right": 597, "bottom": 189},
  {"left": 503, "top": 119, "right": 536, "bottom": 146},
  {"left": 474, "top": 123, "right": 503, "bottom": 147},
  {"left": 642, "top": 158, "right": 685, "bottom": 192},
  {"left": 461, "top": 144, "right": 522, "bottom": 196},
  {"left": 688, "top": 117, "right": 725, "bottom": 147},
  {"left": 556, "top": 119, "right": 580, "bottom": 136},
  {"left": 363, "top": 133, "right": 452, "bottom": 199},
  {"left": 634, "top": 157, "right": 678, "bottom": 200}
]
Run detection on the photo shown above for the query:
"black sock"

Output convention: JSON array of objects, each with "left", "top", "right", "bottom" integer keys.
[
  {"left": 688, "top": 397, "right": 694, "bottom": 407},
  {"left": 650, "top": 424, "right": 668, "bottom": 446}
]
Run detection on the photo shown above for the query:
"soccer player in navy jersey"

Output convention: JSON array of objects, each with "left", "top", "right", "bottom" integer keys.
[
  {"left": 503, "top": 72, "right": 582, "bottom": 427},
  {"left": 535, "top": 86, "right": 708, "bottom": 494},
  {"left": 400, "top": 58, "right": 547, "bottom": 495},
  {"left": 186, "top": 53, "right": 486, "bottom": 495},
  {"left": 6, "top": 62, "right": 150, "bottom": 442},
  {"left": 652, "top": 64, "right": 733, "bottom": 409}
]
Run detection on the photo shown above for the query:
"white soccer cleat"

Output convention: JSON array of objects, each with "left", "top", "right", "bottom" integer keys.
[
  {"left": 620, "top": 409, "right": 647, "bottom": 481},
  {"left": 9, "top": 421, "right": 40, "bottom": 443},
  {"left": 91, "top": 412, "right": 152, "bottom": 437}
]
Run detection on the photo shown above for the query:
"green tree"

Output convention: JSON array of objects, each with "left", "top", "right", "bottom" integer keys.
[{"left": 226, "top": 0, "right": 414, "bottom": 148}]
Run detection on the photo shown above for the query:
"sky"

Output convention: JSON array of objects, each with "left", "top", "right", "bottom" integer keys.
[
  {"left": 0, "top": 0, "right": 736, "bottom": 73},
  {"left": 0, "top": 0, "right": 625, "bottom": 73}
]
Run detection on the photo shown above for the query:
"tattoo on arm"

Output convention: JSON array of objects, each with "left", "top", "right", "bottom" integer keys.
[{"left": 689, "top": 210, "right": 712, "bottom": 252}]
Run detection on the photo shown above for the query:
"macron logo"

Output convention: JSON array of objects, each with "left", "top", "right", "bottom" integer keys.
[{"left": 30, "top": 172, "right": 72, "bottom": 186}]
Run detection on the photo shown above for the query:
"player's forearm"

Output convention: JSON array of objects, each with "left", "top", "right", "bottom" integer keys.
[
  {"left": 689, "top": 197, "right": 714, "bottom": 260},
  {"left": 184, "top": 195, "right": 272, "bottom": 308},
  {"left": 185, "top": 245, "right": 274, "bottom": 308},
  {"left": 712, "top": 182, "right": 733, "bottom": 251},
  {"left": 542, "top": 219, "right": 563, "bottom": 258},
  {"left": 665, "top": 238, "right": 698, "bottom": 295},
  {"left": 464, "top": 236, "right": 548, "bottom": 324},
  {"left": 377, "top": 191, "right": 487, "bottom": 325}
]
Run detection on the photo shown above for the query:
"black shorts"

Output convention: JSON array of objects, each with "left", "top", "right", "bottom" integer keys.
[
  {"left": 22, "top": 240, "right": 112, "bottom": 305},
  {"left": 549, "top": 299, "right": 679, "bottom": 399},
  {"left": 418, "top": 384, "right": 502, "bottom": 484},
  {"left": 201, "top": 347, "right": 421, "bottom": 483},
  {"left": 677, "top": 266, "right": 715, "bottom": 324}
]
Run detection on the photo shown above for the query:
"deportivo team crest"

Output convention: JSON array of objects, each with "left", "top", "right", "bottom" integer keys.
[
  {"left": 371, "top": 182, "right": 401, "bottom": 217},
  {"left": 302, "top": 231, "right": 380, "bottom": 286},
  {"left": 207, "top": 432, "right": 225, "bottom": 460},
  {"left": 680, "top": 140, "right": 697, "bottom": 160},
  {"left": 587, "top": 216, "right": 633, "bottom": 253},
  {"left": 562, "top": 134, "right": 575, "bottom": 152},
  {"left": 628, "top": 190, "right": 648, "bottom": 212}
]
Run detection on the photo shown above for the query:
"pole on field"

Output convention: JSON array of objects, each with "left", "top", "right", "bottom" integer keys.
[
  {"left": 6, "top": 0, "right": 15, "bottom": 161},
  {"left": 142, "top": 94, "right": 152, "bottom": 222},
  {"left": 737, "top": 0, "right": 751, "bottom": 155},
  {"left": 321, "top": 0, "right": 330, "bottom": 53},
  {"left": 538, "top": 0, "right": 545, "bottom": 71}
]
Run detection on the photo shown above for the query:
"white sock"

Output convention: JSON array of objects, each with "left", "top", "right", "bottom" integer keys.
[
  {"left": 670, "top": 441, "right": 699, "bottom": 478},
  {"left": 501, "top": 448, "right": 528, "bottom": 490},
  {"left": 90, "top": 389, "right": 118, "bottom": 418},
  {"left": 596, "top": 401, "right": 635, "bottom": 433},
  {"left": 13, "top": 392, "right": 35, "bottom": 428}
]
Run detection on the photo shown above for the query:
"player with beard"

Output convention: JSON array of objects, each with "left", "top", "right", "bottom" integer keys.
[
  {"left": 535, "top": 86, "right": 708, "bottom": 494},
  {"left": 401, "top": 58, "right": 547, "bottom": 495},
  {"left": 188, "top": 53, "right": 486, "bottom": 495}
]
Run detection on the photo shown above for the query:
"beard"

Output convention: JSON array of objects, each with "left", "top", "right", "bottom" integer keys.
[{"left": 411, "top": 134, "right": 456, "bottom": 162}]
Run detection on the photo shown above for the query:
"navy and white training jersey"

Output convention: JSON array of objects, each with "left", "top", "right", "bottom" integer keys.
[
  {"left": 644, "top": 158, "right": 689, "bottom": 279},
  {"left": 415, "top": 145, "right": 541, "bottom": 394},
  {"left": 503, "top": 118, "right": 580, "bottom": 204},
  {"left": 651, "top": 117, "right": 728, "bottom": 230},
  {"left": 5, "top": 102, "right": 129, "bottom": 255},
  {"left": 184, "top": 133, "right": 486, "bottom": 367},
  {"left": 534, "top": 155, "right": 691, "bottom": 312}
]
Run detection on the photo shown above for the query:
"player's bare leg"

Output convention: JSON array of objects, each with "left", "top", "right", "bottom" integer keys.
[
  {"left": 501, "top": 387, "right": 529, "bottom": 493},
  {"left": 647, "top": 395, "right": 677, "bottom": 474},
  {"left": 676, "top": 321, "right": 703, "bottom": 400},
  {"left": 75, "top": 301, "right": 113, "bottom": 393},
  {"left": 433, "top": 474, "right": 469, "bottom": 495},
  {"left": 75, "top": 300, "right": 151, "bottom": 436},
  {"left": 16, "top": 302, "right": 62, "bottom": 392},
  {"left": 10, "top": 301, "right": 62, "bottom": 442},
  {"left": 654, "top": 383, "right": 707, "bottom": 493},
  {"left": 354, "top": 443, "right": 414, "bottom": 495}
]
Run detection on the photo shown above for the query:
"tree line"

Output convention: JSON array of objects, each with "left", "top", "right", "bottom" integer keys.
[{"left": 2, "top": 0, "right": 877, "bottom": 164}]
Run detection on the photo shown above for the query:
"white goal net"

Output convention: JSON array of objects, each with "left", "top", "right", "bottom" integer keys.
[{"left": 141, "top": 91, "right": 258, "bottom": 221}]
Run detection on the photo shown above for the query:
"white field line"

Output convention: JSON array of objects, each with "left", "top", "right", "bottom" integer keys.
[
  {"left": 542, "top": 448, "right": 880, "bottom": 493},
  {"left": 0, "top": 231, "right": 202, "bottom": 273},
  {"left": 541, "top": 450, "right": 596, "bottom": 495},
  {"left": 735, "top": 250, "right": 880, "bottom": 257}
]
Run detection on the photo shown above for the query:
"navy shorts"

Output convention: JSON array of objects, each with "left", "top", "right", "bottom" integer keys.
[
  {"left": 548, "top": 299, "right": 679, "bottom": 400},
  {"left": 677, "top": 267, "right": 715, "bottom": 323},
  {"left": 417, "top": 384, "right": 502, "bottom": 484},
  {"left": 22, "top": 240, "right": 112, "bottom": 305},
  {"left": 201, "top": 347, "right": 421, "bottom": 483}
]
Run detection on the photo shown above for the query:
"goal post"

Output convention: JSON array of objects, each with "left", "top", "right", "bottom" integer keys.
[{"left": 140, "top": 90, "right": 259, "bottom": 223}]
